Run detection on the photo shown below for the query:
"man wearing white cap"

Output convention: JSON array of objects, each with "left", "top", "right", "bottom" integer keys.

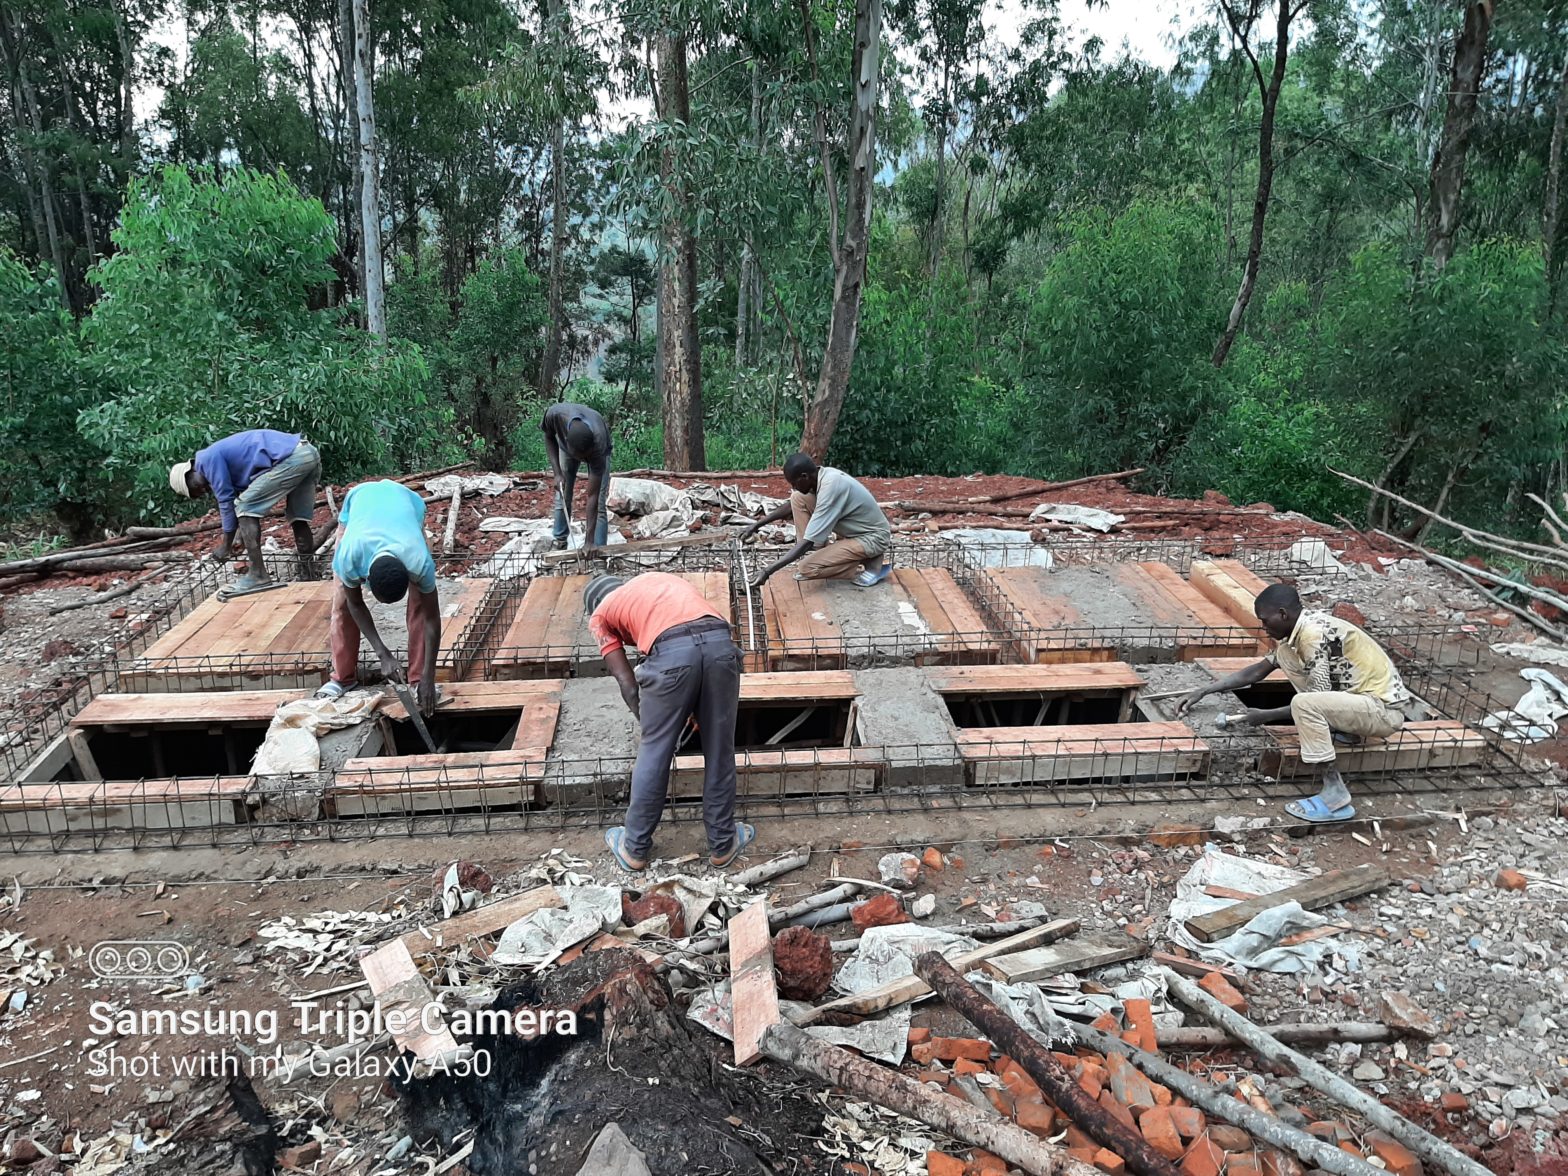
[{"left": 169, "top": 429, "right": 321, "bottom": 599}]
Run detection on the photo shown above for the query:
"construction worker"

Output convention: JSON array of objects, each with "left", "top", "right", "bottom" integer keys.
[
  {"left": 542, "top": 402, "right": 612, "bottom": 550},
  {"left": 744, "top": 453, "right": 892, "bottom": 588},
  {"left": 1176, "top": 583, "right": 1412, "bottom": 823},
  {"left": 585, "top": 572, "right": 754, "bottom": 872},
  {"left": 314, "top": 480, "right": 442, "bottom": 715},
  {"left": 169, "top": 429, "right": 322, "bottom": 599}
]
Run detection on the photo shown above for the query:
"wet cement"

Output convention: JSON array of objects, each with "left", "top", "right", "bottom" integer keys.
[{"left": 852, "top": 666, "right": 964, "bottom": 787}]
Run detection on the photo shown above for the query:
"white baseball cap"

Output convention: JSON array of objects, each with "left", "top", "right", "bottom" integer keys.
[{"left": 169, "top": 461, "right": 195, "bottom": 497}]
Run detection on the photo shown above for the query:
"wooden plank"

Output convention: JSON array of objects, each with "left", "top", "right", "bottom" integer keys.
[
  {"left": 0, "top": 777, "right": 252, "bottom": 834},
  {"left": 927, "top": 662, "right": 1145, "bottom": 695},
  {"left": 1149, "top": 951, "right": 1245, "bottom": 984},
  {"left": 980, "top": 933, "right": 1148, "bottom": 984},
  {"left": 436, "top": 578, "right": 499, "bottom": 679},
  {"left": 397, "top": 884, "right": 563, "bottom": 956},
  {"left": 729, "top": 899, "right": 781, "bottom": 1066},
  {"left": 1189, "top": 561, "right": 1266, "bottom": 639},
  {"left": 1260, "top": 720, "right": 1484, "bottom": 777},
  {"left": 798, "top": 918, "right": 1080, "bottom": 1025},
  {"left": 1136, "top": 562, "right": 1254, "bottom": 636},
  {"left": 359, "top": 939, "right": 461, "bottom": 1062},
  {"left": 957, "top": 721, "right": 1209, "bottom": 786},
  {"left": 204, "top": 583, "right": 317, "bottom": 658},
  {"left": 74, "top": 690, "right": 302, "bottom": 728},
  {"left": 267, "top": 592, "right": 333, "bottom": 656},
  {"left": 1184, "top": 863, "right": 1390, "bottom": 944},
  {"left": 327, "top": 749, "right": 549, "bottom": 815},
  {"left": 981, "top": 568, "right": 1115, "bottom": 663},
  {"left": 762, "top": 576, "right": 845, "bottom": 670},
  {"left": 383, "top": 679, "right": 562, "bottom": 720},
  {"left": 137, "top": 594, "right": 229, "bottom": 663},
  {"left": 1214, "top": 558, "right": 1271, "bottom": 596},
  {"left": 670, "top": 748, "right": 883, "bottom": 799},
  {"left": 1111, "top": 563, "right": 1257, "bottom": 659},
  {"left": 512, "top": 699, "right": 561, "bottom": 751},
  {"left": 738, "top": 671, "right": 859, "bottom": 702},
  {"left": 892, "top": 568, "right": 999, "bottom": 663},
  {"left": 1196, "top": 657, "right": 1287, "bottom": 684}
]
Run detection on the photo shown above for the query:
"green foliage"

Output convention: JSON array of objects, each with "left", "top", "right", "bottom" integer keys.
[{"left": 78, "top": 166, "right": 449, "bottom": 516}]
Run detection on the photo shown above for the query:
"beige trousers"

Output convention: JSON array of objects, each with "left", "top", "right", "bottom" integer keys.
[
  {"left": 1290, "top": 691, "right": 1404, "bottom": 765},
  {"left": 791, "top": 490, "right": 874, "bottom": 580}
]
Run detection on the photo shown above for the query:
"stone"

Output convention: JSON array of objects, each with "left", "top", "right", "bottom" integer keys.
[
  {"left": 1494, "top": 868, "right": 1527, "bottom": 892},
  {"left": 574, "top": 1124, "right": 652, "bottom": 1176},
  {"left": 922, "top": 847, "right": 945, "bottom": 871},
  {"left": 1352, "top": 1061, "right": 1386, "bottom": 1081},
  {"left": 772, "top": 926, "right": 834, "bottom": 1000},
  {"left": 277, "top": 1142, "right": 322, "bottom": 1170},
  {"left": 1378, "top": 992, "right": 1438, "bottom": 1040},
  {"left": 6, "top": 1140, "right": 44, "bottom": 1167},
  {"left": 328, "top": 1088, "right": 360, "bottom": 1123},
  {"left": 849, "top": 893, "right": 908, "bottom": 931},
  {"left": 912, "top": 894, "right": 937, "bottom": 918}
]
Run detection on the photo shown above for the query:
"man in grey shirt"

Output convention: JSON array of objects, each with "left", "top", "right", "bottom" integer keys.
[
  {"left": 745, "top": 453, "right": 892, "bottom": 587},
  {"left": 541, "top": 401, "right": 612, "bottom": 549}
]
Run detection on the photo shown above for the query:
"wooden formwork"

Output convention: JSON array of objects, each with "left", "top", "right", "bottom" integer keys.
[
  {"left": 974, "top": 567, "right": 1118, "bottom": 664},
  {"left": 927, "top": 662, "right": 1146, "bottom": 723},
  {"left": 957, "top": 721, "right": 1211, "bottom": 787},
  {"left": 1258, "top": 720, "right": 1485, "bottom": 777}
]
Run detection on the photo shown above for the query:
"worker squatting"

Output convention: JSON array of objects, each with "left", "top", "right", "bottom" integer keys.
[{"left": 167, "top": 407, "right": 1405, "bottom": 876}]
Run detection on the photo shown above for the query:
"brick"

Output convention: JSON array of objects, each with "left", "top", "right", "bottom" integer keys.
[
  {"left": 278, "top": 1143, "right": 322, "bottom": 1171},
  {"left": 1197, "top": 970, "right": 1249, "bottom": 1015},
  {"left": 1124, "top": 998, "right": 1158, "bottom": 1053},
  {"left": 1094, "top": 1149, "right": 1127, "bottom": 1175},
  {"left": 1151, "top": 1081, "right": 1174, "bottom": 1106},
  {"left": 1261, "top": 1149, "right": 1305, "bottom": 1176},
  {"left": 1151, "top": 824, "right": 1207, "bottom": 848},
  {"left": 926, "top": 1153, "right": 967, "bottom": 1176},
  {"left": 1065, "top": 1126, "right": 1098, "bottom": 1151},
  {"left": 1077, "top": 1062, "right": 1105, "bottom": 1101},
  {"left": 923, "top": 847, "right": 945, "bottom": 871},
  {"left": 992, "top": 1053, "right": 1014, "bottom": 1075},
  {"left": 1107, "top": 1052, "right": 1158, "bottom": 1116},
  {"left": 1001, "top": 1062, "right": 1043, "bottom": 1102},
  {"left": 984, "top": 1086, "right": 1016, "bottom": 1119},
  {"left": 1208, "top": 1125, "right": 1251, "bottom": 1152},
  {"left": 850, "top": 893, "right": 909, "bottom": 931},
  {"left": 1170, "top": 1106, "right": 1206, "bottom": 1140},
  {"left": 1070, "top": 1148, "right": 1100, "bottom": 1166},
  {"left": 1494, "top": 867, "right": 1527, "bottom": 891},
  {"left": 1017, "top": 1101, "right": 1057, "bottom": 1136},
  {"left": 950, "top": 855, "right": 966, "bottom": 870},
  {"left": 971, "top": 1150, "right": 1008, "bottom": 1173},
  {"left": 1365, "top": 1132, "right": 1423, "bottom": 1176},
  {"left": 908, "top": 1027, "right": 932, "bottom": 1045},
  {"left": 1181, "top": 1137, "right": 1225, "bottom": 1176},
  {"left": 1227, "top": 1149, "right": 1263, "bottom": 1176},
  {"left": 931, "top": 1037, "right": 992, "bottom": 1062},
  {"left": 1100, "top": 1089, "right": 1136, "bottom": 1130},
  {"left": 1339, "top": 1142, "right": 1366, "bottom": 1160},
  {"left": 913, "top": 1068, "right": 950, "bottom": 1089},
  {"left": 1439, "top": 1092, "right": 1469, "bottom": 1113},
  {"left": 911, "top": 1042, "right": 938, "bottom": 1065},
  {"left": 1139, "top": 1107, "right": 1184, "bottom": 1161},
  {"left": 1091, "top": 1011, "right": 1122, "bottom": 1033},
  {"left": 954, "top": 1057, "right": 986, "bottom": 1077}
]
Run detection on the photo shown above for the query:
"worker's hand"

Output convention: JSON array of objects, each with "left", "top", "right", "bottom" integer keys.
[
  {"left": 417, "top": 677, "right": 437, "bottom": 717},
  {"left": 1238, "top": 708, "right": 1271, "bottom": 727},
  {"left": 739, "top": 521, "right": 760, "bottom": 542},
  {"left": 619, "top": 681, "right": 640, "bottom": 720},
  {"left": 749, "top": 568, "right": 771, "bottom": 591},
  {"left": 1174, "top": 687, "right": 1210, "bottom": 717},
  {"left": 378, "top": 651, "right": 405, "bottom": 685}
]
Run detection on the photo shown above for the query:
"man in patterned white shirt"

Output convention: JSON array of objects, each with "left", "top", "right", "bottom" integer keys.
[{"left": 1177, "top": 583, "right": 1411, "bottom": 823}]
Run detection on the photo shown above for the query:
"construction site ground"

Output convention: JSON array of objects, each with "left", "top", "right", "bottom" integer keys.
[{"left": 1, "top": 470, "right": 1565, "bottom": 1175}]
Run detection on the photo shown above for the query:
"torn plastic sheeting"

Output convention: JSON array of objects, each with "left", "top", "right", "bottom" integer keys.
[
  {"left": 426, "top": 473, "right": 512, "bottom": 497},
  {"left": 1167, "top": 845, "right": 1336, "bottom": 973},
  {"left": 686, "top": 482, "right": 786, "bottom": 518},
  {"left": 639, "top": 874, "right": 719, "bottom": 940},
  {"left": 475, "top": 523, "right": 625, "bottom": 577},
  {"left": 491, "top": 884, "right": 622, "bottom": 967},
  {"left": 1028, "top": 502, "right": 1125, "bottom": 532},
  {"left": 606, "top": 477, "right": 688, "bottom": 517},
  {"left": 1479, "top": 667, "right": 1568, "bottom": 742},
  {"left": 939, "top": 529, "right": 1054, "bottom": 568},
  {"left": 964, "top": 973, "right": 1076, "bottom": 1048},
  {"left": 832, "top": 924, "right": 979, "bottom": 996},
  {"left": 1286, "top": 537, "right": 1347, "bottom": 574},
  {"left": 1491, "top": 642, "right": 1568, "bottom": 668},
  {"left": 689, "top": 981, "right": 912, "bottom": 1065},
  {"left": 625, "top": 505, "right": 699, "bottom": 540}
]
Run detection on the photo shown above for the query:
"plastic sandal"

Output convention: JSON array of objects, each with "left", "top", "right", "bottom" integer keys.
[
  {"left": 217, "top": 574, "right": 288, "bottom": 601},
  {"left": 1284, "top": 796, "right": 1357, "bottom": 823},
  {"left": 312, "top": 679, "right": 357, "bottom": 701},
  {"left": 710, "top": 821, "right": 757, "bottom": 868},
  {"left": 604, "top": 826, "right": 647, "bottom": 872},
  {"left": 853, "top": 564, "right": 892, "bottom": 588}
]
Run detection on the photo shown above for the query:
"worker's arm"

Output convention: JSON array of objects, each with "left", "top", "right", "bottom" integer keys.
[
  {"left": 1175, "top": 659, "right": 1278, "bottom": 716},
  {"left": 750, "top": 537, "right": 815, "bottom": 589},
  {"left": 341, "top": 585, "right": 402, "bottom": 683},
  {"left": 415, "top": 584, "right": 443, "bottom": 715},
  {"left": 1235, "top": 704, "right": 1293, "bottom": 725},
  {"left": 603, "top": 647, "right": 640, "bottom": 720},
  {"left": 542, "top": 422, "right": 568, "bottom": 512},
  {"left": 740, "top": 500, "right": 793, "bottom": 541},
  {"left": 204, "top": 458, "right": 238, "bottom": 557}
]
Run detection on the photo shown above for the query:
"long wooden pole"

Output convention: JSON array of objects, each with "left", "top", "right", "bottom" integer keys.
[{"left": 1159, "top": 968, "right": 1493, "bottom": 1176}]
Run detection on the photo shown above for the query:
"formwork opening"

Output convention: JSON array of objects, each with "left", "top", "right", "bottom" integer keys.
[
  {"left": 1229, "top": 680, "right": 1296, "bottom": 720},
  {"left": 387, "top": 710, "right": 521, "bottom": 756},
  {"left": 703, "top": 698, "right": 857, "bottom": 752},
  {"left": 60, "top": 724, "right": 269, "bottom": 781},
  {"left": 942, "top": 691, "right": 1126, "bottom": 729}
]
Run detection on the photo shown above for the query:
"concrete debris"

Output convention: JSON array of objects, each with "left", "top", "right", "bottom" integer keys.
[
  {"left": 575, "top": 1123, "right": 652, "bottom": 1176},
  {"left": 878, "top": 852, "right": 922, "bottom": 888}
]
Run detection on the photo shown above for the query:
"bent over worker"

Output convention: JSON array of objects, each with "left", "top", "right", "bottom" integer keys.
[
  {"left": 586, "top": 572, "right": 755, "bottom": 872},
  {"left": 315, "top": 480, "right": 442, "bottom": 715},
  {"left": 541, "top": 401, "right": 612, "bottom": 550},
  {"left": 1177, "top": 583, "right": 1411, "bottom": 823},
  {"left": 745, "top": 453, "right": 892, "bottom": 589},
  {"left": 169, "top": 429, "right": 322, "bottom": 598}
]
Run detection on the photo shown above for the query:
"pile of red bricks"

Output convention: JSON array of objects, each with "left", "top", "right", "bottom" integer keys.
[{"left": 907, "top": 1013, "right": 1424, "bottom": 1176}]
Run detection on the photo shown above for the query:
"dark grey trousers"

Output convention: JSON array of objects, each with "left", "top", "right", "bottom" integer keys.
[{"left": 623, "top": 618, "right": 740, "bottom": 859}]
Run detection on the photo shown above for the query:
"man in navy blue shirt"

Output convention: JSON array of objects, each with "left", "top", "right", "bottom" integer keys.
[{"left": 170, "top": 429, "right": 322, "bottom": 597}]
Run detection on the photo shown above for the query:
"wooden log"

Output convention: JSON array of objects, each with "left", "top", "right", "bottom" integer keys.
[
  {"left": 796, "top": 918, "right": 1080, "bottom": 1026},
  {"left": 1182, "top": 864, "right": 1388, "bottom": 944},
  {"left": 0, "top": 573, "right": 42, "bottom": 591},
  {"left": 1157, "top": 1022, "right": 1393, "bottom": 1049},
  {"left": 980, "top": 933, "right": 1147, "bottom": 984},
  {"left": 729, "top": 899, "right": 781, "bottom": 1066},
  {"left": 1071, "top": 1021, "right": 1385, "bottom": 1176},
  {"left": 730, "top": 848, "right": 811, "bottom": 887},
  {"left": 49, "top": 565, "right": 168, "bottom": 614},
  {"left": 40, "top": 554, "right": 191, "bottom": 576},
  {"left": 760, "top": 1021, "right": 1096, "bottom": 1176},
  {"left": 916, "top": 952, "right": 1180, "bottom": 1176},
  {"left": 0, "top": 537, "right": 181, "bottom": 577},
  {"left": 442, "top": 486, "right": 461, "bottom": 555},
  {"left": 1159, "top": 968, "right": 1493, "bottom": 1176}
]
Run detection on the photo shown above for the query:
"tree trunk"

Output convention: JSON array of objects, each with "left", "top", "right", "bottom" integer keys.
[
  {"left": 538, "top": 0, "right": 569, "bottom": 398},
  {"left": 929, "top": 60, "right": 949, "bottom": 282},
  {"left": 1425, "top": 1, "right": 1494, "bottom": 272},
  {"left": 1545, "top": 51, "right": 1568, "bottom": 315},
  {"left": 0, "top": 13, "right": 70, "bottom": 306},
  {"left": 800, "top": 0, "right": 884, "bottom": 459},
  {"left": 1211, "top": 0, "right": 1297, "bottom": 368},
  {"left": 110, "top": 0, "right": 136, "bottom": 177},
  {"left": 656, "top": 33, "right": 704, "bottom": 470},
  {"left": 352, "top": 0, "right": 386, "bottom": 338},
  {"left": 735, "top": 64, "right": 762, "bottom": 368}
]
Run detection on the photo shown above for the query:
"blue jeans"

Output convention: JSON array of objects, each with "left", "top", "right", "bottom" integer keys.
[
  {"left": 552, "top": 457, "right": 610, "bottom": 546},
  {"left": 622, "top": 618, "right": 740, "bottom": 859}
]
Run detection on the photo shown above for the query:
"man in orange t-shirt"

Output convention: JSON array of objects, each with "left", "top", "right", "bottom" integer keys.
[{"left": 585, "top": 572, "right": 754, "bottom": 871}]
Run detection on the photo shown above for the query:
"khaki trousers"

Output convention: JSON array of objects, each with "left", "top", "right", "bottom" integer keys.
[
  {"left": 791, "top": 490, "right": 874, "bottom": 580},
  {"left": 1290, "top": 691, "right": 1404, "bottom": 764}
]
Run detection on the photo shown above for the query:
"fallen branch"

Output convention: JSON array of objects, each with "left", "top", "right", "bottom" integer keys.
[
  {"left": 760, "top": 1021, "right": 1096, "bottom": 1176},
  {"left": 831, "top": 916, "right": 1050, "bottom": 952},
  {"left": 1370, "top": 527, "right": 1568, "bottom": 616},
  {"left": 1159, "top": 968, "right": 1493, "bottom": 1176},
  {"left": 730, "top": 848, "right": 811, "bottom": 887},
  {"left": 1071, "top": 1022, "right": 1384, "bottom": 1176},
  {"left": 40, "top": 554, "right": 192, "bottom": 576},
  {"left": 540, "top": 529, "right": 739, "bottom": 566},
  {"left": 0, "top": 536, "right": 180, "bottom": 577},
  {"left": 1156, "top": 1021, "right": 1392, "bottom": 1049},
  {"left": 0, "top": 573, "right": 42, "bottom": 592},
  {"left": 49, "top": 565, "right": 169, "bottom": 614},
  {"left": 915, "top": 952, "right": 1180, "bottom": 1176},
  {"left": 997, "top": 467, "right": 1146, "bottom": 499},
  {"left": 442, "top": 486, "right": 461, "bottom": 555}
]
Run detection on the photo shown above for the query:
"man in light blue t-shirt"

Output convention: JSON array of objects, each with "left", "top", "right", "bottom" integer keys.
[{"left": 316, "top": 480, "right": 442, "bottom": 713}]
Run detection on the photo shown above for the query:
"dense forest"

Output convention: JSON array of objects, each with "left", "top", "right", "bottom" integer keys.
[{"left": 2, "top": 0, "right": 1566, "bottom": 544}]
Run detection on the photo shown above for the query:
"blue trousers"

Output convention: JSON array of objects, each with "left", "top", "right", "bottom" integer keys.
[
  {"left": 623, "top": 618, "right": 740, "bottom": 859},
  {"left": 552, "top": 457, "right": 610, "bottom": 546}
]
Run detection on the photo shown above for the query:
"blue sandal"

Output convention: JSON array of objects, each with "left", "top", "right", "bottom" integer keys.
[
  {"left": 1285, "top": 796, "right": 1357, "bottom": 823},
  {"left": 854, "top": 564, "right": 892, "bottom": 588},
  {"left": 605, "top": 826, "right": 647, "bottom": 872},
  {"left": 710, "top": 822, "right": 756, "bottom": 868}
]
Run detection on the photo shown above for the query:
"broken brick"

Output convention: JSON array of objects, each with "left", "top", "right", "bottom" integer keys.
[
  {"left": 1139, "top": 1107, "right": 1184, "bottom": 1161},
  {"left": 1091, "top": 1012, "right": 1122, "bottom": 1033},
  {"left": 1064, "top": 1126, "right": 1097, "bottom": 1151},
  {"left": 954, "top": 1057, "right": 986, "bottom": 1077},
  {"left": 1208, "top": 1126, "right": 1251, "bottom": 1152},
  {"left": 1069, "top": 1148, "right": 1100, "bottom": 1167},
  {"left": 1150, "top": 824, "right": 1207, "bottom": 848},
  {"left": 1307, "top": 1122, "right": 1353, "bottom": 1145},
  {"left": 1123, "top": 997, "right": 1158, "bottom": 1053},
  {"left": 985, "top": 1086, "right": 1016, "bottom": 1118},
  {"left": 1494, "top": 867, "right": 1527, "bottom": 891},
  {"left": 931, "top": 1037, "right": 992, "bottom": 1062},
  {"left": 1017, "top": 1101, "right": 1057, "bottom": 1136},
  {"left": 949, "top": 855, "right": 966, "bottom": 870},
  {"left": 971, "top": 1150, "right": 1008, "bottom": 1173},
  {"left": 926, "top": 1153, "right": 967, "bottom": 1176},
  {"left": 1197, "top": 970, "right": 1249, "bottom": 1015},
  {"left": 922, "top": 847, "right": 945, "bottom": 871},
  {"left": 1094, "top": 1149, "right": 1127, "bottom": 1175},
  {"left": 911, "top": 1042, "right": 938, "bottom": 1065},
  {"left": 1439, "top": 1093, "right": 1469, "bottom": 1113},
  {"left": 771, "top": 926, "right": 833, "bottom": 1000},
  {"left": 1226, "top": 1149, "right": 1264, "bottom": 1176},
  {"left": 1099, "top": 1089, "right": 1136, "bottom": 1130},
  {"left": 849, "top": 893, "right": 909, "bottom": 931},
  {"left": 622, "top": 891, "right": 683, "bottom": 936},
  {"left": 1181, "top": 1136, "right": 1225, "bottom": 1176},
  {"left": 1378, "top": 991, "right": 1438, "bottom": 1039},
  {"left": 913, "top": 1068, "right": 950, "bottom": 1089},
  {"left": 1170, "top": 1106, "right": 1206, "bottom": 1140},
  {"left": 1001, "top": 1061, "right": 1042, "bottom": 1102},
  {"left": 908, "top": 1027, "right": 932, "bottom": 1045},
  {"left": 1365, "top": 1132, "right": 1423, "bottom": 1176},
  {"left": 1077, "top": 1061, "right": 1105, "bottom": 1101},
  {"left": 278, "top": 1142, "right": 322, "bottom": 1171}
]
